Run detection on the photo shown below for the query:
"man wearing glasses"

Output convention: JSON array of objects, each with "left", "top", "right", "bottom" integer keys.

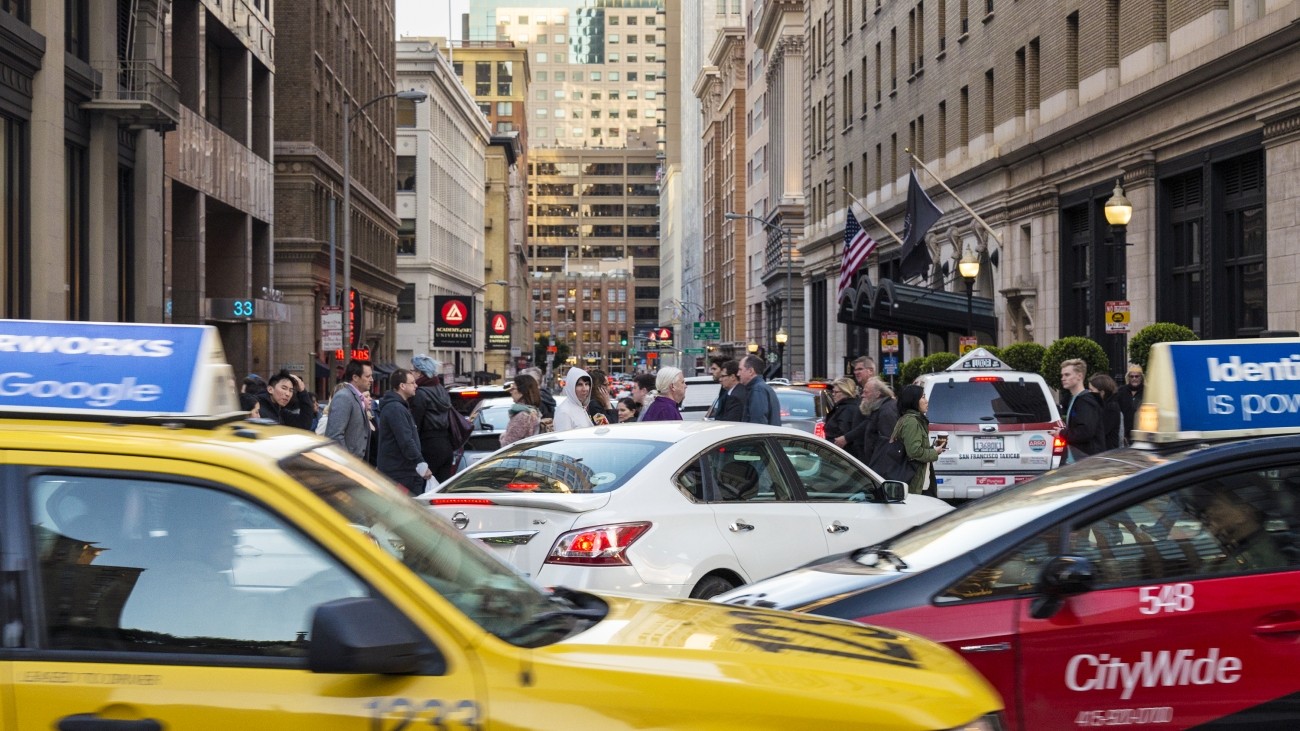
[{"left": 1118, "top": 364, "right": 1145, "bottom": 445}]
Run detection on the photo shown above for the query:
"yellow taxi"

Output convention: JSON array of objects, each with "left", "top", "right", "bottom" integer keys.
[{"left": 0, "top": 320, "right": 1002, "bottom": 730}]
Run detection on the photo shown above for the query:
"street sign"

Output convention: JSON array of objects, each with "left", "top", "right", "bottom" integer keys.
[
  {"left": 692, "top": 321, "right": 721, "bottom": 340},
  {"left": 1106, "top": 300, "right": 1131, "bottom": 334},
  {"left": 684, "top": 347, "right": 706, "bottom": 355},
  {"left": 655, "top": 326, "right": 675, "bottom": 348},
  {"left": 881, "top": 330, "right": 899, "bottom": 354},
  {"left": 433, "top": 295, "right": 473, "bottom": 348},
  {"left": 321, "top": 306, "right": 342, "bottom": 351},
  {"left": 486, "top": 311, "right": 511, "bottom": 350},
  {"left": 882, "top": 355, "right": 899, "bottom": 376},
  {"left": 959, "top": 336, "right": 978, "bottom": 355}
]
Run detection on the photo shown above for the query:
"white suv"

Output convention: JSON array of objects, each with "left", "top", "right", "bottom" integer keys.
[{"left": 918, "top": 348, "right": 1065, "bottom": 502}]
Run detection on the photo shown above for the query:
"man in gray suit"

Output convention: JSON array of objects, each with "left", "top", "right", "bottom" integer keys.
[{"left": 325, "top": 359, "right": 374, "bottom": 458}]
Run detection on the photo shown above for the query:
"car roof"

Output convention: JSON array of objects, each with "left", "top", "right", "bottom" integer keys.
[{"left": 506, "top": 419, "right": 818, "bottom": 445}]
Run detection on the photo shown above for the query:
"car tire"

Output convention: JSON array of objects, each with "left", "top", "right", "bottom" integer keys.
[{"left": 689, "top": 574, "right": 737, "bottom": 600}]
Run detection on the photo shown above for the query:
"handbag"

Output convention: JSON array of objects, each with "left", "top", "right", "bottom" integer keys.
[{"left": 878, "top": 438, "right": 917, "bottom": 483}]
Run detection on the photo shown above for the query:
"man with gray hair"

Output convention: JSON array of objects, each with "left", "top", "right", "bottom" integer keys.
[
  {"left": 738, "top": 354, "right": 781, "bottom": 426},
  {"left": 521, "top": 366, "right": 556, "bottom": 419}
]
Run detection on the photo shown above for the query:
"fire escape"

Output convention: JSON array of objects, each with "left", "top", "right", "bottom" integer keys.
[{"left": 82, "top": 0, "right": 180, "bottom": 132}]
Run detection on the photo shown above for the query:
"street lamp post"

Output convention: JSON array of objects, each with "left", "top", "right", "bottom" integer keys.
[
  {"left": 775, "top": 327, "right": 788, "bottom": 377},
  {"left": 725, "top": 212, "right": 794, "bottom": 380},
  {"left": 470, "top": 279, "right": 509, "bottom": 386},
  {"left": 341, "top": 89, "right": 428, "bottom": 361},
  {"left": 958, "top": 249, "right": 981, "bottom": 339},
  {"left": 1104, "top": 180, "right": 1134, "bottom": 364}
]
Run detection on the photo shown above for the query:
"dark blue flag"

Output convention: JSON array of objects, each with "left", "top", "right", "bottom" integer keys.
[{"left": 899, "top": 170, "right": 941, "bottom": 282}]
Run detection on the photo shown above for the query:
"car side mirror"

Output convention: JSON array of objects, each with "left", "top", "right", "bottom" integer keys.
[
  {"left": 309, "top": 597, "right": 444, "bottom": 675},
  {"left": 873, "top": 480, "right": 907, "bottom": 503},
  {"left": 1030, "top": 555, "right": 1095, "bottom": 619}
]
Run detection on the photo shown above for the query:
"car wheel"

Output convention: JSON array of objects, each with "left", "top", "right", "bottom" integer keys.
[{"left": 689, "top": 574, "right": 737, "bottom": 600}]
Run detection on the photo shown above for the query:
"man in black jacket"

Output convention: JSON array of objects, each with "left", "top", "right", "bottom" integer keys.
[
  {"left": 255, "top": 370, "right": 315, "bottom": 430},
  {"left": 375, "top": 369, "right": 433, "bottom": 494},
  {"left": 715, "top": 359, "right": 747, "bottom": 421},
  {"left": 1117, "top": 363, "right": 1144, "bottom": 444},
  {"left": 1059, "top": 359, "right": 1105, "bottom": 461},
  {"left": 409, "top": 355, "right": 457, "bottom": 482}
]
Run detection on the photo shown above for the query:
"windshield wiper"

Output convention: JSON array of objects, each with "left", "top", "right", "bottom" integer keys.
[
  {"left": 500, "top": 588, "right": 607, "bottom": 642},
  {"left": 851, "top": 545, "right": 909, "bottom": 570}
]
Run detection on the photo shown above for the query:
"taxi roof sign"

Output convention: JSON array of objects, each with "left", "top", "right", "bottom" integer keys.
[
  {"left": 0, "top": 320, "right": 242, "bottom": 423},
  {"left": 946, "top": 347, "right": 1007, "bottom": 371},
  {"left": 1134, "top": 337, "right": 1300, "bottom": 443}
]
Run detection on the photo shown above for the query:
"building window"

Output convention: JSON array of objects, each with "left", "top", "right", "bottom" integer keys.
[
  {"left": 66, "top": 143, "right": 89, "bottom": 319},
  {"left": 396, "top": 156, "right": 416, "bottom": 192},
  {"left": 398, "top": 218, "right": 416, "bottom": 255},
  {"left": 475, "top": 62, "right": 491, "bottom": 96},
  {"left": 496, "top": 101, "right": 513, "bottom": 115},
  {"left": 117, "top": 166, "right": 135, "bottom": 322},
  {"left": 398, "top": 284, "right": 415, "bottom": 322},
  {"left": 396, "top": 97, "right": 418, "bottom": 127},
  {"left": 1157, "top": 142, "right": 1266, "bottom": 339},
  {"left": 496, "top": 62, "right": 514, "bottom": 95},
  {"left": 65, "top": 0, "right": 89, "bottom": 61},
  {"left": 1, "top": 0, "right": 29, "bottom": 21}
]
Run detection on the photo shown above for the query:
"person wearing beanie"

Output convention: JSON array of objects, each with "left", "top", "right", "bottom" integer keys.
[{"left": 408, "top": 355, "right": 457, "bottom": 482}]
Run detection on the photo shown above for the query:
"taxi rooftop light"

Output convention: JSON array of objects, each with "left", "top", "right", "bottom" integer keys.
[
  {"left": 1132, "top": 337, "right": 1300, "bottom": 444},
  {"left": 0, "top": 320, "right": 244, "bottom": 427}
]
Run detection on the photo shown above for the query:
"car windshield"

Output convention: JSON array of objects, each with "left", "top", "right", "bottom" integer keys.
[
  {"left": 926, "top": 377, "right": 1054, "bottom": 424},
  {"left": 872, "top": 450, "right": 1166, "bottom": 570},
  {"left": 281, "top": 446, "right": 558, "bottom": 644},
  {"left": 473, "top": 398, "right": 515, "bottom": 430},
  {"left": 777, "top": 391, "right": 818, "bottom": 419},
  {"left": 440, "top": 437, "right": 665, "bottom": 494}
]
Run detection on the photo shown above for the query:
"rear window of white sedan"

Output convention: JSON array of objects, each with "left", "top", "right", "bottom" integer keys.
[
  {"left": 440, "top": 438, "right": 665, "bottom": 494},
  {"left": 926, "top": 379, "right": 1054, "bottom": 425}
]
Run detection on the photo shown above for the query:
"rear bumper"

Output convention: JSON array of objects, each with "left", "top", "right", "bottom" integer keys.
[
  {"left": 934, "top": 471, "right": 1044, "bottom": 500},
  {"left": 535, "top": 563, "right": 689, "bottom": 599}
]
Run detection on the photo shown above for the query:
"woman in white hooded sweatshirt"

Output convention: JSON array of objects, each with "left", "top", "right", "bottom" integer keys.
[{"left": 553, "top": 366, "right": 594, "bottom": 431}]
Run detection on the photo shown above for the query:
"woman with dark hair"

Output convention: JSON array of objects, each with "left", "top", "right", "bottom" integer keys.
[
  {"left": 616, "top": 397, "right": 641, "bottom": 423},
  {"left": 586, "top": 369, "right": 618, "bottom": 425},
  {"left": 889, "top": 384, "right": 947, "bottom": 495},
  {"left": 1089, "top": 373, "right": 1122, "bottom": 451},
  {"left": 822, "top": 377, "right": 862, "bottom": 458},
  {"left": 500, "top": 374, "right": 542, "bottom": 447}
]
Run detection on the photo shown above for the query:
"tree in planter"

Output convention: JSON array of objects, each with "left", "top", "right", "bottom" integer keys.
[
  {"left": 1040, "top": 337, "right": 1110, "bottom": 391},
  {"left": 900, "top": 356, "right": 928, "bottom": 384},
  {"left": 1000, "top": 342, "right": 1047, "bottom": 374},
  {"left": 1128, "top": 322, "right": 1198, "bottom": 370},
  {"left": 923, "top": 352, "right": 959, "bottom": 374}
]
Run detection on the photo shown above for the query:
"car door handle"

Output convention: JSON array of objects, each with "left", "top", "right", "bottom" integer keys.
[
  {"left": 959, "top": 642, "right": 1011, "bottom": 653},
  {"left": 729, "top": 520, "right": 755, "bottom": 532},
  {"left": 1254, "top": 619, "right": 1300, "bottom": 636},
  {"left": 826, "top": 521, "right": 849, "bottom": 534},
  {"left": 59, "top": 716, "right": 162, "bottom": 731}
]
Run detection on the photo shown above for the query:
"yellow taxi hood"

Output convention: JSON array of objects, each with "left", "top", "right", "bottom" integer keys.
[{"left": 528, "top": 595, "right": 1001, "bottom": 730}]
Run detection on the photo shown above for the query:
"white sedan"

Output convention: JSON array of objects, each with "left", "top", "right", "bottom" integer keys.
[{"left": 418, "top": 421, "right": 951, "bottom": 599}]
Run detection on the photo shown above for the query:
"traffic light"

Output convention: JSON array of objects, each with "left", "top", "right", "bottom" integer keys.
[{"left": 619, "top": 330, "right": 628, "bottom": 346}]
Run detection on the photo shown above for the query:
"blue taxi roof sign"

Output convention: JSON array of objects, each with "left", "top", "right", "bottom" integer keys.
[
  {"left": 946, "top": 347, "right": 1007, "bottom": 371},
  {"left": 0, "top": 320, "right": 242, "bottom": 422},
  {"left": 1134, "top": 337, "right": 1300, "bottom": 443}
]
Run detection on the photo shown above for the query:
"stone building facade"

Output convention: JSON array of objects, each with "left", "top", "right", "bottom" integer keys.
[
  {"left": 274, "top": 0, "right": 400, "bottom": 381},
  {"left": 806, "top": 0, "right": 1300, "bottom": 377},
  {"left": 0, "top": 0, "right": 275, "bottom": 377}
]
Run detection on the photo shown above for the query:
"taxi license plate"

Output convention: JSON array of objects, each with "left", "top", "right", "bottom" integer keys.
[{"left": 973, "top": 436, "right": 1004, "bottom": 453}]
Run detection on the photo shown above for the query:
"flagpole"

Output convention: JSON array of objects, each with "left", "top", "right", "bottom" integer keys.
[
  {"left": 905, "top": 149, "right": 1003, "bottom": 246},
  {"left": 841, "top": 187, "right": 904, "bottom": 247}
]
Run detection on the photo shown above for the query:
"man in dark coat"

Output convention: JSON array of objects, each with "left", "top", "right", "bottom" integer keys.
[
  {"left": 375, "top": 369, "right": 432, "bottom": 494},
  {"left": 715, "top": 359, "right": 748, "bottom": 422},
  {"left": 409, "top": 355, "right": 457, "bottom": 482},
  {"left": 1059, "top": 359, "right": 1105, "bottom": 461},
  {"left": 859, "top": 378, "right": 900, "bottom": 472},
  {"left": 838, "top": 356, "right": 876, "bottom": 457},
  {"left": 1117, "top": 364, "right": 1145, "bottom": 444},
  {"left": 739, "top": 354, "right": 781, "bottom": 426},
  {"left": 255, "top": 370, "right": 315, "bottom": 430}
]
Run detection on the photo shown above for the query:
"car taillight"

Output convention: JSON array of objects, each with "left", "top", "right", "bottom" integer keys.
[
  {"left": 429, "top": 498, "right": 496, "bottom": 506},
  {"left": 970, "top": 376, "right": 1004, "bottom": 383},
  {"left": 545, "top": 522, "right": 651, "bottom": 566},
  {"left": 814, "top": 420, "right": 825, "bottom": 438},
  {"left": 1052, "top": 435, "right": 1067, "bottom": 456},
  {"left": 505, "top": 482, "right": 541, "bottom": 492}
]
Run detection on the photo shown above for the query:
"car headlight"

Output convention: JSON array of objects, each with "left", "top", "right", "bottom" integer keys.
[{"left": 946, "top": 714, "right": 1004, "bottom": 731}]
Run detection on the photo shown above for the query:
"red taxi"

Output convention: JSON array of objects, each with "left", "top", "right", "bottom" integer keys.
[{"left": 720, "top": 337, "right": 1300, "bottom": 729}]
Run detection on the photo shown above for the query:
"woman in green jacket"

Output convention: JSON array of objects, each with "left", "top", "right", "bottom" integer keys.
[{"left": 891, "top": 384, "right": 947, "bottom": 495}]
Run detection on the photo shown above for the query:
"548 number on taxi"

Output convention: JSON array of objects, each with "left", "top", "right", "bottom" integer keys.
[{"left": 1138, "top": 584, "right": 1194, "bottom": 615}]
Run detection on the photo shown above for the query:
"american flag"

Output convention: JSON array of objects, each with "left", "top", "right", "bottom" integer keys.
[{"left": 838, "top": 210, "right": 876, "bottom": 300}]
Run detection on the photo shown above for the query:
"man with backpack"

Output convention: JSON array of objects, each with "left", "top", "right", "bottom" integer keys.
[{"left": 409, "top": 355, "right": 466, "bottom": 483}]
